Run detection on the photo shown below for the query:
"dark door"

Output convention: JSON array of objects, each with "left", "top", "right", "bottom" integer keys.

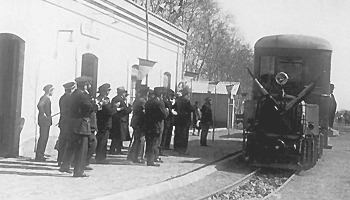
[
  {"left": 0, "top": 33, "right": 25, "bottom": 157},
  {"left": 81, "top": 53, "right": 98, "bottom": 97}
]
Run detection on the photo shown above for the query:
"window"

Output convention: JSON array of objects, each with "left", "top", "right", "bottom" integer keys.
[{"left": 163, "top": 72, "right": 171, "bottom": 89}]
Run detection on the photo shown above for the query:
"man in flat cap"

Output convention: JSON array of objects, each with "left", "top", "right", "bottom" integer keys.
[
  {"left": 127, "top": 85, "right": 149, "bottom": 163},
  {"left": 57, "top": 82, "right": 75, "bottom": 166},
  {"left": 95, "top": 83, "right": 117, "bottom": 164},
  {"left": 173, "top": 85, "right": 194, "bottom": 155},
  {"left": 35, "top": 84, "right": 54, "bottom": 161},
  {"left": 59, "top": 76, "right": 93, "bottom": 177},
  {"left": 200, "top": 97, "right": 213, "bottom": 147},
  {"left": 144, "top": 87, "right": 168, "bottom": 166},
  {"left": 110, "top": 86, "right": 132, "bottom": 155}
]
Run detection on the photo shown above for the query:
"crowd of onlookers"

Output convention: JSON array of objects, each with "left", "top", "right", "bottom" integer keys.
[{"left": 35, "top": 76, "right": 213, "bottom": 177}]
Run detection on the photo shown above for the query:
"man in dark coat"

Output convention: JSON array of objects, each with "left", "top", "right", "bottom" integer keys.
[
  {"left": 144, "top": 87, "right": 168, "bottom": 166},
  {"left": 110, "top": 86, "right": 132, "bottom": 155},
  {"left": 328, "top": 84, "right": 337, "bottom": 128},
  {"left": 35, "top": 84, "right": 54, "bottom": 161},
  {"left": 173, "top": 85, "right": 194, "bottom": 155},
  {"left": 59, "top": 76, "right": 94, "bottom": 177},
  {"left": 160, "top": 89, "right": 174, "bottom": 152},
  {"left": 57, "top": 82, "right": 75, "bottom": 166},
  {"left": 200, "top": 97, "right": 213, "bottom": 147},
  {"left": 95, "top": 83, "right": 117, "bottom": 164},
  {"left": 127, "top": 85, "right": 149, "bottom": 163}
]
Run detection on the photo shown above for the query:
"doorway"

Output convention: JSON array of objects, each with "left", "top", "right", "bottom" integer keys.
[
  {"left": 81, "top": 53, "right": 98, "bottom": 97},
  {"left": 0, "top": 33, "right": 25, "bottom": 157}
]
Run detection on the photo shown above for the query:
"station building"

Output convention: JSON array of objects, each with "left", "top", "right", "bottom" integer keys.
[{"left": 0, "top": 0, "right": 186, "bottom": 157}]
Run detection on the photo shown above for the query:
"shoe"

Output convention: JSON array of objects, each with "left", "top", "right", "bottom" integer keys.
[
  {"left": 200, "top": 144, "right": 210, "bottom": 147},
  {"left": 59, "top": 168, "right": 73, "bottom": 174},
  {"left": 147, "top": 163, "right": 160, "bottom": 167},
  {"left": 73, "top": 173, "right": 89, "bottom": 177},
  {"left": 35, "top": 157, "right": 46, "bottom": 162},
  {"left": 133, "top": 159, "right": 145, "bottom": 164},
  {"left": 154, "top": 158, "right": 163, "bottom": 163},
  {"left": 159, "top": 152, "right": 169, "bottom": 157},
  {"left": 164, "top": 147, "right": 173, "bottom": 150},
  {"left": 84, "top": 166, "right": 93, "bottom": 170},
  {"left": 95, "top": 160, "right": 109, "bottom": 164}
]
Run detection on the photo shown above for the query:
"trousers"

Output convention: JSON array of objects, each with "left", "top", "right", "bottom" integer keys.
[{"left": 36, "top": 126, "right": 50, "bottom": 159}]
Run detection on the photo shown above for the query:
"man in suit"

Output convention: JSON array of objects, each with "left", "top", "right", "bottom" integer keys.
[
  {"left": 110, "top": 86, "right": 132, "bottom": 155},
  {"left": 57, "top": 82, "right": 75, "bottom": 166},
  {"left": 144, "top": 87, "right": 168, "bottom": 166},
  {"left": 173, "top": 85, "right": 194, "bottom": 155},
  {"left": 200, "top": 97, "right": 213, "bottom": 147},
  {"left": 127, "top": 85, "right": 149, "bottom": 163},
  {"left": 59, "top": 76, "right": 94, "bottom": 177},
  {"left": 95, "top": 83, "right": 117, "bottom": 164},
  {"left": 35, "top": 84, "right": 54, "bottom": 161}
]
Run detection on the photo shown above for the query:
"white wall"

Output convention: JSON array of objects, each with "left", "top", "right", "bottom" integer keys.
[{"left": 0, "top": 0, "right": 186, "bottom": 156}]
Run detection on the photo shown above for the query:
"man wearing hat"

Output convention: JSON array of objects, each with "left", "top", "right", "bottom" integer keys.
[
  {"left": 144, "top": 87, "right": 168, "bottom": 166},
  {"left": 127, "top": 85, "right": 149, "bottom": 163},
  {"left": 110, "top": 86, "right": 132, "bottom": 155},
  {"left": 160, "top": 88, "right": 174, "bottom": 154},
  {"left": 95, "top": 83, "right": 117, "bottom": 164},
  {"left": 35, "top": 84, "right": 54, "bottom": 161},
  {"left": 57, "top": 82, "right": 75, "bottom": 166},
  {"left": 173, "top": 85, "right": 194, "bottom": 155},
  {"left": 200, "top": 97, "right": 213, "bottom": 147},
  {"left": 59, "top": 76, "right": 93, "bottom": 177}
]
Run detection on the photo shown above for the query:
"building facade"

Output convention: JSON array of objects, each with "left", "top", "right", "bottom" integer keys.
[{"left": 0, "top": 0, "right": 186, "bottom": 157}]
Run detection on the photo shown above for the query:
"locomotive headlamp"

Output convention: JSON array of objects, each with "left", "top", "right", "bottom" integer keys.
[
  {"left": 307, "top": 122, "right": 315, "bottom": 130},
  {"left": 275, "top": 72, "right": 289, "bottom": 85}
]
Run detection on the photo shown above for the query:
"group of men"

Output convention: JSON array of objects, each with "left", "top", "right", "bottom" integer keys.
[{"left": 35, "top": 76, "right": 213, "bottom": 177}]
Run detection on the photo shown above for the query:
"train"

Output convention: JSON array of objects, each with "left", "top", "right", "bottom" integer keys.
[{"left": 242, "top": 34, "right": 332, "bottom": 170}]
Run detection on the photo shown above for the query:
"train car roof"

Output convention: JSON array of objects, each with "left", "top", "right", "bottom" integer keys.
[{"left": 255, "top": 35, "right": 332, "bottom": 50}]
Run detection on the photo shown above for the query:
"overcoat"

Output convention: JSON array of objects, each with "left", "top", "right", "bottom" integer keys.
[
  {"left": 58, "top": 93, "right": 70, "bottom": 137},
  {"left": 173, "top": 96, "right": 194, "bottom": 127},
  {"left": 144, "top": 97, "right": 168, "bottom": 137},
  {"left": 37, "top": 95, "right": 52, "bottom": 127},
  {"left": 96, "top": 96, "right": 116, "bottom": 131},
  {"left": 110, "top": 95, "right": 132, "bottom": 140}
]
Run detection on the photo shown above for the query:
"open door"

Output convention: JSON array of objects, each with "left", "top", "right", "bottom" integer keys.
[{"left": 0, "top": 33, "right": 25, "bottom": 157}]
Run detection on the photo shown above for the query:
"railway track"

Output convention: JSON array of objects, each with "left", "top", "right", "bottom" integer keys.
[{"left": 196, "top": 168, "right": 298, "bottom": 200}]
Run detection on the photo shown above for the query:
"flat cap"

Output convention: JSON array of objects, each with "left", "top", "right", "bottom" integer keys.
[
  {"left": 43, "top": 84, "right": 54, "bottom": 92},
  {"left": 63, "top": 82, "right": 75, "bottom": 89},
  {"left": 97, "top": 83, "right": 111, "bottom": 93},
  {"left": 117, "top": 86, "right": 126, "bottom": 92},
  {"left": 75, "top": 76, "right": 93, "bottom": 84}
]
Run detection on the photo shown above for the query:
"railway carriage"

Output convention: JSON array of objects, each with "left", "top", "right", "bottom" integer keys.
[{"left": 243, "top": 35, "right": 332, "bottom": 170}]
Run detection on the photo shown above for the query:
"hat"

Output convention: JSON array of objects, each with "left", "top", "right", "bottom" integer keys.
[
  {"left": 63, "top": 82, "right": 75, "bottom": 89},
  {"left": 167, "top": 88, "right": 175, "bottom": 96},
  {"left": 97, "top": 83, "right": 111, "bottom": 93},
  {"left": 154, "top": 87, "right": 163, "bottom": 96},
  {"left": 138, "top": 85, "right": 149, "bottom": 95},
  {"left": 43, "top": 84, "right": 54, "bottom": 92},
  {"left": 117, "top": 86, "right": 126, "bottom": 94},
  {"left": 75, "top": 76, "right": 93, "bottom": 84},
  {"left": 181, "top": 85, "right": 190, "bottom": 94},
  {"left": 205, "top": 97, "right": 212, "bottom": 102}
]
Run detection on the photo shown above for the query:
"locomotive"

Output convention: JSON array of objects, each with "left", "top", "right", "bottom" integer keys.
[{"left": 242, "top": 35, "right": 332, "bottom": 170}]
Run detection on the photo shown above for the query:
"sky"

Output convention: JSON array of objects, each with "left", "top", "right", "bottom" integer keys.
[{"left": 216, "top": 0, "right": 350, "bottom": 110}]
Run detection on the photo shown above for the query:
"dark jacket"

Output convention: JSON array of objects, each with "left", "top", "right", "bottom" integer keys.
[
  {"left": 96, "top": 96, "right": 116, "bottom": 131},
  {"left": 145, "top": 97, "right": 168, "bottom": 137},
  {"left": 58, "top": 93, "right": 70, "bottom": 136},
  {"left": 201, "top": 103, "right": 213, "bottom": 125},
  {"left": 110, "top": 95, "right": 132, "bottom": 140},
  {"left": 173, "top": 96, "right": 194, "bottom": 126},
  {"left": 37, "top": 94, "right": 52, "bottom": 127},
  {"left": 131, "top": 97, "right": 147, "bottom": 130},
  {"left": 67, "top": 89, "right": 94, "bottom": 136}
]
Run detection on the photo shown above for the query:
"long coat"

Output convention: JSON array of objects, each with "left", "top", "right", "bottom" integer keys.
[
  {"left": 130, "top": 97, "right": 147, "bottom": 130},
  {"left": 58, "top": 93, "right": 70, "bottom": 138},
  {"left": 96, "top": 96, "right": 116, "bottom": 131},
  {"left": 66, "top": 89, "right": 94, "bottom": 136},
  {"left": 144, "top": 97, "right": 168, "bottom": 137},
  {"left": 110, "top": 95, "right": 132, "bottom": 140},
  {"left": 173, "top": 96, "right": 194, "bottom": 127}
]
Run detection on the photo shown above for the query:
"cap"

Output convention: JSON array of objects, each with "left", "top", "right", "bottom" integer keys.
[
  {"left": 43, "top": 84, "right": 54, "bottom": 92},
  {"left": 75, "top": 76, "right": 93, "bottom": 84},
  {"left": 117, "top": 86, "right": 126, "bottom": 93},
  {"left": 97, "top": 83, "right": 111, "bottom": 93},
  {"left": 63, "top": 82, "right": 75, "bottom": 89}
]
